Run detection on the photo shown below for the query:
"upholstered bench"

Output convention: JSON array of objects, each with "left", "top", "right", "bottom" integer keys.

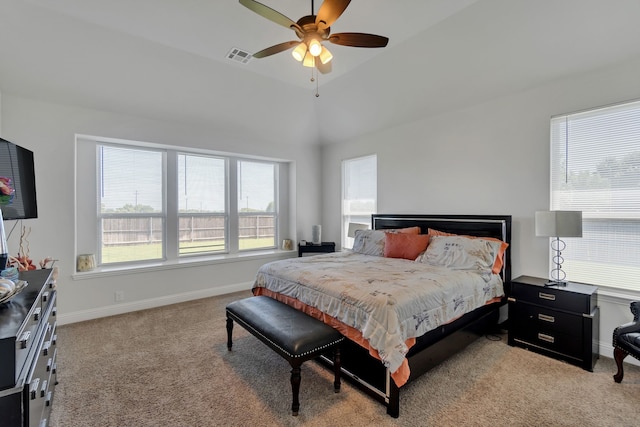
[{"left": 226, "top": 296, "right": 344, "bottom": 416}]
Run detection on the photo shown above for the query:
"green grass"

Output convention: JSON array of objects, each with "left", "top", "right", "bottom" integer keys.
[{"left": 101, "top": 237, "right": 276, "bottom": 264}]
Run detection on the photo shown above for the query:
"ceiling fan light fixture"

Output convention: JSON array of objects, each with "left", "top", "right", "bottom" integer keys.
[
  {"left": 319, "top": 46, "right": 333, "bottom": 64},
  {"left": 302, "top": 51, "right": 315, "bottom": 68},
  {"left": 291, "top": 42, "right": 307, "bottom": 62},
  {"left": 308, "top": 38, "right": 322, "bottom": 57}
]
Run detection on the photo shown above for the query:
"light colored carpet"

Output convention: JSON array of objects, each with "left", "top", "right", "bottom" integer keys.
[{"left": 50, "top": 291, "right": 640, "bottom": 426}]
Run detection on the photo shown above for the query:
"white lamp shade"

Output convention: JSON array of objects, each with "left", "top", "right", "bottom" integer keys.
[
  {"left": 291, "top": 42, "right": 307, "bottom": 62},
  {"left": 319, "top": 46, "right": 333, "bottom": 64},
  {"left": 535, "top": 211, "right": 582, "bottom": 238},
  {"left": 347, "top": 222, "right": 369, "bottom": 238},
  {"left": 308, "top": 39, "right": 322, "bottom": 56},
  {"left": 302, "top": 51, "right": 315, "bottom": 67}
]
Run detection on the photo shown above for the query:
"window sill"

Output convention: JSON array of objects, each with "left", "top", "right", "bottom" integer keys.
[
  {"left": 71, "top": 249, "right": 297, "bottom": 280},
  {"left": 596, "top": 285, "right": 640, "bottom": 303}
]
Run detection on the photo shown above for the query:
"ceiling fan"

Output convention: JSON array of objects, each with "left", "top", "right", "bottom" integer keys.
[{"left": 239, "top": 0, "right": 389, "bottom": 74}]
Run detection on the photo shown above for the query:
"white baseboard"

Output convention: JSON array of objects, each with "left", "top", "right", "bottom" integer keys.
[{"left": 57, "top": 281, "right": 253, "bottom": 325}]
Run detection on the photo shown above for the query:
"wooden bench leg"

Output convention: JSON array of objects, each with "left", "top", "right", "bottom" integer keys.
[
  {"left": 333, "top": 346, "right": 341, "bottom": 393},
  {"left": 290, "top": 363, "right": 302, "bottom": 416},
  {"left": 226, "top": 315, "right": 233, "bottom": 351}
]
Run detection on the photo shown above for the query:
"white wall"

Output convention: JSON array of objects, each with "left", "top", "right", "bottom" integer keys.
[
  {"left": 0, "top": 94, "right": 321, "bottom": 324},
  {"left": 321, "top": 57, "right": 640, "bottom": 363}
]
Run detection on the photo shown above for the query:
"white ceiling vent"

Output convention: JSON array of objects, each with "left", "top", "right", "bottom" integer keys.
[{"left": 226, "top": 47, "right": 252, "bottom": 64}]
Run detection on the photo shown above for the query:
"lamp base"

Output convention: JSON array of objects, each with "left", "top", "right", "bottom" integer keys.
[{"left": 544, "top": 280, "right": 568, "bottom": 287}]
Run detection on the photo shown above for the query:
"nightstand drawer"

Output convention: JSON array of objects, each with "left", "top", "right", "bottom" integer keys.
[
  {"left": 510, "top": 301, "right": 583, "bottom": 336},
  {"left": 510, "top": 324, "right": 583, "bottom": 360},
  {"left": 511, "top": 278, "right": 596, "bottom": 314}
]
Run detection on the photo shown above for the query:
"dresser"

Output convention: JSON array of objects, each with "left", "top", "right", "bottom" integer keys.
[
  {"left": 0, "top": 269, "right": 57, "bottom": 427},
  {"left": 508, "top": 275, "right": 599, "bottom": 371}
]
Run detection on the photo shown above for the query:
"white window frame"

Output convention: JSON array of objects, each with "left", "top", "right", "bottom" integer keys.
[
  {"left": 75, "top": 135, "right": 286, "bottom": 272},
  {"left": 550, "top": 99, "right": 640, "bottom": 293},
  {"left": 341, "top": 154, "right": 377, "bottom": 249}
]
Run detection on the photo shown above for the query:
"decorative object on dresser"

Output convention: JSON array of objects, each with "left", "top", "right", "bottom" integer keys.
[
  {"left": 298, "top": 241, "right": 335, "bottom": 257},
  {"left": 535, "top": 210, "right": 582, "bottom": 286},
  {"left": 508, "top": 275, "right": 599, "bottom": 371},
  {"left": 612, "top": 301, "right": 640, "bottom": 383},
  {"left": 0, "top": 268, "right": 57, "bottom": 427},
  {"left": 0, "top": 208, "right": 8, "bottom": 270}
]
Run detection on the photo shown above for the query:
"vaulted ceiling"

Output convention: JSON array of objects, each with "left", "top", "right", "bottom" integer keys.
[{"left": 2, "top": 0, "right": 640, "bottom": 146}]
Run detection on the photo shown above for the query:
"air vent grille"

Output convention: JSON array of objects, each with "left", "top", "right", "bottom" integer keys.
[{"left": 227, "top": 48, "right": 252, "bottom": 64}]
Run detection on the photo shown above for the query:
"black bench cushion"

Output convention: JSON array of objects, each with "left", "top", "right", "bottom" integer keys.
[{"left": 226, "top": 296, "right": 343, "bottom": 360}]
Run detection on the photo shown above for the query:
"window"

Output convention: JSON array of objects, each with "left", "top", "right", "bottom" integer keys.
[
  {"left": 238, "top": 160, "right": 277, "bottom": 250},
  {"left": 550, "top": 99, "right": 640, "bottom": 292},
  {"left": 178, "top": 154, "right": 227, "bottom": 255},
  {"left": 342, "top": 155, "right": 377, "bottom": 249},
  {"left": 99, "top": 145, "right": 164, "bottom": 263},
  {"left": 77, "top": 136, "right": 285, "bottom": 269}
]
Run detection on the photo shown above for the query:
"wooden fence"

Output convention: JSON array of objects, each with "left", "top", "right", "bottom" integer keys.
[{"left": 102, "top": 215, "right": 275, "bottom": 246}]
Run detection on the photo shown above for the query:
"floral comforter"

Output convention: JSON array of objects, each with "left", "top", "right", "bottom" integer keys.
[{"left": 252, "top": 251, "right": 504, "bottom": 379}]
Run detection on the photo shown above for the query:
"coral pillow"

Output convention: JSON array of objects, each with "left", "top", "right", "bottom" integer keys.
[
  {"left": 427, "top": 228, "right": 508, "bottom": 274},
  {"left": 383, "top": 233, "right": 430, "bottom": 260}
]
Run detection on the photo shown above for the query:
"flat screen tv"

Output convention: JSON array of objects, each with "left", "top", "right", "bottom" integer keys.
[{"left": 0, "top": 138, "right": 38, "bottom": 220}]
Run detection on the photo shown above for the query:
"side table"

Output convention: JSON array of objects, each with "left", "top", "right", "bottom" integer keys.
[
  {"left": 298, "top": 242, "right": 336, "bottom": 257},
  {"left": 508, "top": 275, "right": 599, "bottom": 371}
]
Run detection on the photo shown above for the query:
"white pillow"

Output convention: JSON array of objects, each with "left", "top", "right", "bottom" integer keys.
[
  {"left": 351, "top": 229, "right": 386, "bottom": 256},
  {"left": 416, "top": 235, "right": 501, "bottom": 273}
]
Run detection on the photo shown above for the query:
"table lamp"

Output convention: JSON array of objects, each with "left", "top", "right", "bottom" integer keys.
[{"left": 535, "top": 210, "right": 582, "bottom": 286}]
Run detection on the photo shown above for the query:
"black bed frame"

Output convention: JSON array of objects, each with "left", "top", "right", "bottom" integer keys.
[{"left": 319, "top": 214, "right": 512, "bottom": 418}]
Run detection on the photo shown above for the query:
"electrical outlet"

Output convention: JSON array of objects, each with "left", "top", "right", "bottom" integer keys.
[{"left": 114, "top": 290, "right": 125, "bottom": 302}]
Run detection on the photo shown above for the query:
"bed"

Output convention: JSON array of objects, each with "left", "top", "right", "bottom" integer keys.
[{"left": 252, "top": 214, "right": 512, "bottom": 417}]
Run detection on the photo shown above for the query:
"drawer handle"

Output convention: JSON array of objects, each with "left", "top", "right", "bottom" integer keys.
[
  {"left": 19, "top": 331, "right": 31, "bottom": 349},
  {"left": 538, "top": 333, "right": 555, "bottom": 344},
  {"left": 40, "top": 379, "right": 48, "bottom": 397},
  {"left": 30, "top": 378, "right": 40, "bottom": 400},
  {"left": 538, "top": 292, "right": 556, "bottom": 301},
  {"left": 538, "top": 313, "right": 555, "bottom": 323},
  {"left": 33, "top": 307, "right": 42, "bottom": 321}
]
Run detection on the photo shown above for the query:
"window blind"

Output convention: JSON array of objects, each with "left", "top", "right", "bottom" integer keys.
[
  {"left": 342, "top": 155, "right": 377, "bottom": 249},
  {"left": 550, "top": 99, "right": 640, "bottom": 292}
]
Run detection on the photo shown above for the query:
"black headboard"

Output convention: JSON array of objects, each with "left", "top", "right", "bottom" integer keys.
[{"left": 372, "top": 214, "right": 512, "bottom": 289}]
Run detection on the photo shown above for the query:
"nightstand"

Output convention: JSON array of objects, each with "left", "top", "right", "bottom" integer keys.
[
  {"left": 508, "top": 275, "right": 599, "bottom": 371},
  {"left": 298, "top": 242, "right": 335, "bottom": 257}
]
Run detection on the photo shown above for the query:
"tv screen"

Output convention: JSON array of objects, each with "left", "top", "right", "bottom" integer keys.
[{"left": 0, "top": 138, "right": 38, "bottom": 220}]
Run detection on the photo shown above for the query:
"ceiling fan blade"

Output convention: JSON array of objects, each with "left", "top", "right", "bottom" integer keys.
[
  {"left": 316, "top": 60, "right": 332, "bottom": 74},
  {"left": 239, "top": 0, "right": 299, "bottom": 30},
  {"left": 252, "top": 41, "right": 299, "bottom": 58},
  {"left": 328, "top": 32, "right": 389, "bottom": 48},
  {"left": 316, "top": 0, "right": 351, "bottom": 30}
]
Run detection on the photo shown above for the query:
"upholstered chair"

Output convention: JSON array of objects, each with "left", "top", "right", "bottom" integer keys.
[{"left": 613, "top": 301, "right": 640, "bottom": 383}]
